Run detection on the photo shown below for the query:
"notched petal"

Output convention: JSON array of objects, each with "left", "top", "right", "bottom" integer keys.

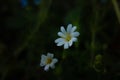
[
  {"left": 55, "top": 38, "right": 63, "bottom": 43},
  {"left": 44, "top": 65, "right": 50, "bottom": 71},
  {"left": 67, "top": 24, "right": 72, "bottom": 33},
  {"left": 58, "top": 32, "right": 65, "bottom": 37},
  {"left": 40, "top": 62, "right": 45, "bottom": 66},
  {"left": 47, "top": 53, "right": 54, "bottom": 58},
  {"left": 64, "top": 42, "right": 69, "bottom": 49},
  {"left": 57, "top": 42, "right": 64, "bottom": 46},
  {"left": 41, "top": 55, "right": 46, "bottom": 61},
  {"left": 52, "top": 58, "right": 58, "bottom": 63},
  {"left": 61, "top": 26, "right": 66, "bottom": 34},
  {"left": 72, "top": 32, "right": 80, "bottom": 37},
  {"left": 72, "top": 38, "right": 77, "bottom": 42},
  {"left": 71, "top": 26, "right": 77, "bottom": 32},
  {"left": 69, "top": 40, "right": 73, "bottom": 46}
]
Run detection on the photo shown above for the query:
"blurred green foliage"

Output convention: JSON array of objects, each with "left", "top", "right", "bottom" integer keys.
[{"left": 0, "top": 0, "right": 120, "bottom": 80}]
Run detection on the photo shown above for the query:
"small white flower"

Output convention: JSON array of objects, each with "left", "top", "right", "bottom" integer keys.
[
  {"left": 55, "top": 24, "right": 80, "bottom": 49},
  {"left": 40, "top": 53, "right": 58, "bottom": 71}
]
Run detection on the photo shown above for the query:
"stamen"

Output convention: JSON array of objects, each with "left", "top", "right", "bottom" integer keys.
[
  {"left": 46, "top": 58, "right": 52, "bottom": 64},
  {"left": 65, "top": 33, "right": 71, "bottom": 41}
]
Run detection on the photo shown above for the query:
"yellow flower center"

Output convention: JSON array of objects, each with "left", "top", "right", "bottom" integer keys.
[
  {"left": 65, "top": 33, "right": 71, "bottom": 41},
  {"left": 46, "top": 58, "right": 52, "bottom": 64}
]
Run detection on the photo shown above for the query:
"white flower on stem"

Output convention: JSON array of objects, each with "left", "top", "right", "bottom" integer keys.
[
  {"left": 55, "top": 24, "right": 80, "bottom": 49},
  {"left": 40, "top": 53, "right": 58, "bottom": 71}
]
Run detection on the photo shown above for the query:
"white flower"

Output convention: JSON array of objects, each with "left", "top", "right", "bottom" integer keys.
[
  {"left": 40, "top": 53, "right": 58, "bottom": 71},
  {"left": 55, "top": 24, "right": 80, "bottom": 49}
]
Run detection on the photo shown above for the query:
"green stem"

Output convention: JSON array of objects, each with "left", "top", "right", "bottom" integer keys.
[
  {"left": 90, "top": 5, "right": 98, "bottom": 67},
  {"left": 112, "top": 0, "right": 120, "bottom": 24},
  {"left": 90, "top": 29, "right": 95, "bottom": 67}
]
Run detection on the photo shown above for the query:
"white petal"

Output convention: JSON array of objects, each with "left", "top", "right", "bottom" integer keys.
[
  {"left": 40, "top": 55, "right": 47, "bottom": 66},
  {"left": 58, "top": 32, "right": 65, "bottom": 37},
  {"left": 52, "top": 58, "right": 58, "bottom": 64},
  {"left": 50, "top": 58, "right": 58, "bottom": 69},
  {"left": 71, "top": 26, "right": 77, "bottom": 32},
  {"left": 41, "top": 55, "right": 46, "bottom": 63},
  {"left": 55, "top": 38, "right": 64, "bottom": 43},
  {"left": 44, "top": 65, "right": 50, "bottom": 71},
  {"left": 50, "top": 64, "right": 55, "bottom": 69},
  {"left": 67, "top": 24, "right": 72, "bottom": 33},
  {"left": 57, "top": 41, "right": 65, "bottom": 46},
  {"left": 47, "top": 53, "right": 54, "bottom": 58},
  {"left": 69, "top": 40, "right": 73, "bottom": 46},
  {"left": 64, "top": 42, "right": 69, "bottom": 49},
  {"left": 71, "top": 32, "right": 80, "bottom": 37},
  {"left": 40, "top": 62, "right": 45, "bottom": 66},
  {"left": 61, "top": 26, "right": 66, "bottom": 34},
  {"left": 71, "top": 38, "right": 77, "bottom": 42}
]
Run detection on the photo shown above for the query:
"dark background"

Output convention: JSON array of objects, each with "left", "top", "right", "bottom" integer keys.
[{"left": 0, "top": 0, "right": 120, "bottom": 80}]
